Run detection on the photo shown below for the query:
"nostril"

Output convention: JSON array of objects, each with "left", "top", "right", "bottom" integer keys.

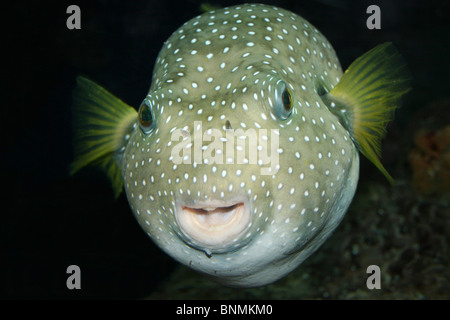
[{"left": 181, "top": 129, "right": 190, "bottom": 137}]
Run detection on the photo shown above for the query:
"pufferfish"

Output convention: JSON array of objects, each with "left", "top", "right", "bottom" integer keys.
[{"left": 71, "top": 3, "right": 410, "bottom": 287}]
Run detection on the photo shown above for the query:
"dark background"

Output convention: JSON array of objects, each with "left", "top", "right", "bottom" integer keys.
[{"left": 1, "top": 0, "right": 448, "bottom": 299}]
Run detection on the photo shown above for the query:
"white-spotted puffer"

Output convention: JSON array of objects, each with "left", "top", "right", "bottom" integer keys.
[{"left": 71, "top": 3, "right": 410, "bottom": 287}]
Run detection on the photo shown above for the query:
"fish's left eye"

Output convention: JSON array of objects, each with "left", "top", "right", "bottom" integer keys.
[
  {"left": 282, "top": 88, "right": 293, "bottom": 112},
  {"left": 274, "top": 81, "right": 293, "bottom": 120},
  {"left": 138, "top": 99, "right": 154, "bottom": 134}
]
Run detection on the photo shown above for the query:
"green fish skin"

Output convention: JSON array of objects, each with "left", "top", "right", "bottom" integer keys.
[{"left": 71, "top": 4, "right": 410, "bottom": 287}]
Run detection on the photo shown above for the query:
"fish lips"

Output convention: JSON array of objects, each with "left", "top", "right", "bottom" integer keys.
[{"left": 175, "top": 197, "right": 252, "bottom": 253}]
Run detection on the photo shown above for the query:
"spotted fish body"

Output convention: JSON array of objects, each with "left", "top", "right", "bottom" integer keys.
[{"left": 71, "top": 4, "right": 410, "bottom": 287}]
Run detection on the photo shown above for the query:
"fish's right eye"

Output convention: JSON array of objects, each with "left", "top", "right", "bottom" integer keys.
[{"left": 138, "top": 100, "right": 153, "bottom": 134}]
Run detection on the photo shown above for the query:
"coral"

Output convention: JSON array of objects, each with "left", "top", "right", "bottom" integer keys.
[{"left": 408, "top": 126, "right": 450, "bottom": 196}]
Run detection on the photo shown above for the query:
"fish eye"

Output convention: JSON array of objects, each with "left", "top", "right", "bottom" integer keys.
[
  {"left": 138, "top": 99, "right": 153, "bottom": 134},
  {"left": 282, "top": 88, "right": 293, "bottom": 112},
  {"left": 274, "top": 80, "right": 293, "bottom": 120}
]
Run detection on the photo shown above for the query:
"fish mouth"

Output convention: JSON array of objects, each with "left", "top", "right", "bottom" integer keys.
[{"left": 175, "top": 199, "right": 251, "bottom": 251}]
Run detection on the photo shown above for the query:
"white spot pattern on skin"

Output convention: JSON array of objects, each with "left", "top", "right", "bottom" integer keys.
[{"left": 122, "top": 3, "right": 358, "bottom": 288}]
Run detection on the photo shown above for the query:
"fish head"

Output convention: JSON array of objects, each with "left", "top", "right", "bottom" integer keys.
[{"left": 121, "top": 4, "right": 360, "bottom": 287}]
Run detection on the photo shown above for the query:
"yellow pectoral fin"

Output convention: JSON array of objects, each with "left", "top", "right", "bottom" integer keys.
[
  {"left": 324, "top": 42, "right": 411, "bottom": 184},
  {"left": 70, "top": 76, "right": 137, "bottom": 197}
]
